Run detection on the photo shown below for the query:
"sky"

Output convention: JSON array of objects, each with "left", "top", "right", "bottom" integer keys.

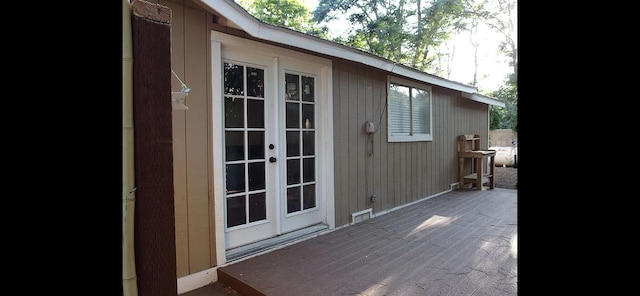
[{"left": 301, "top": 0, "right": 516, "bottom": 93}]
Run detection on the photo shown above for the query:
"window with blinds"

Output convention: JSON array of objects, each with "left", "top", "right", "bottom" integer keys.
[{"left": 387, "top": 77, "right": 432, "bottom": 142}]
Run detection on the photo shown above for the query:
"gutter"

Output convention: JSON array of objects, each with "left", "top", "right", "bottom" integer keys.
[{"left": 122, "top": 0, "right": 138, "bottom": 295}]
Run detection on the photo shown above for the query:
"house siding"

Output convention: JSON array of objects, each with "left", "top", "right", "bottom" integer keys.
[
  {"left": 154, "top": 0, "right": 490, "bottom": 279},
  {"left": 331, "top": 59, "right": 489, "bottom": 227},
  {"left": 160, "top": 0, "right": 216, "bottom": 277}
]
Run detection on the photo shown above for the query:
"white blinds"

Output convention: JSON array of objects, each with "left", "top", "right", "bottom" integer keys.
[
  {"left": 389, "top": 84, "right": 411, "bottom": 135},
  {"left": 389, "top": 83, "right": 430, "bottom": 136}
]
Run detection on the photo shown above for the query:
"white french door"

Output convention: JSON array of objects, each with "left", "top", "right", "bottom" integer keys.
[
  {"left": 222, "top": 60, "right": 278, "bottom": 249},
  {"left": 219, "top": 49, "right": 325, "bottom": 250},
  {"left": 279, "top": 67, "right": 322, "bottom": 234}
]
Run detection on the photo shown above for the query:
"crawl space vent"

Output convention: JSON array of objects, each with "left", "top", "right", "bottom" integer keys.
[{"left": 351, "top": 208, "right": 373, "bottom": 225}]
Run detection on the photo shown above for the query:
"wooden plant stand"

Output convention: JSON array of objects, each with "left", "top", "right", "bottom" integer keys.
[{"left": 458, "top": 134, "right": 496, "bottom": 190}]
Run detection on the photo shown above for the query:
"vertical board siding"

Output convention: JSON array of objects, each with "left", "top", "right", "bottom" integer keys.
[
  {"left": 183, "top": 5, "right": 211, "bottom": 274},
  {"left": 364, "top": 71, "right": 374, "bottom": 213},
  {"left": 436, "top": 91, "right": 445, "bottom": 192},
  {"left": 163, "top": 0, "right": 189, "bottom": 278},
  {"left": 163, "top": 0, "right": 214, "bottom": 276},
  {"left": 332, "top": 61, "right": 490, "bottom": 227},
  {"left": 351, "top": 69, "right": 368, "bottom": 210},
  {"left": 372, "top": 75, "right": 383, "bottom": 214},
  {"left": 335, "top": 62, "right": 350, "bottom": 227},
  {"left": 347, "top": 67, "right": 359, "bottom": 225}
]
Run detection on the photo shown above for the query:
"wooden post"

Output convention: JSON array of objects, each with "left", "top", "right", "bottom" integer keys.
[{"left": 131, "top": 1, "right": 177, "bottom": 295}]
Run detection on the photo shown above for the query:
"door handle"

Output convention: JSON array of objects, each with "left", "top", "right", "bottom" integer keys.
[{"left": 269, "top": 157, "right": 277, "bottom": 163}]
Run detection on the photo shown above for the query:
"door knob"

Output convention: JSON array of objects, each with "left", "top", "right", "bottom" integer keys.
[{"left": 269, "top": 157, "right": 277, "bottom": 163}]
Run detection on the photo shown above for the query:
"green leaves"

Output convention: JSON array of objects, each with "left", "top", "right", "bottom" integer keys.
[{"left": 238, "top": 0, "right": 329, "bottom": 38}]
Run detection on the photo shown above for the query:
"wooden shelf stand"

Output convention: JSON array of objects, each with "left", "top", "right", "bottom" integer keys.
[{"left": 458, "top": 134, "right": 496, "bottom": 190}]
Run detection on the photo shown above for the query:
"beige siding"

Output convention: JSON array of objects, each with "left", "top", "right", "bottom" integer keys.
[
  {"left": 184, "top": 4, "right": 212, "bottom": 274},
  {"left": 163, "top": 0, "right": 189, "bottom": 278},
  {"left": 161, "top": 0, "right": 216, "bottom": 277},
  {"left": 331, "top": 60, "right": 489, "bottom": 227}
]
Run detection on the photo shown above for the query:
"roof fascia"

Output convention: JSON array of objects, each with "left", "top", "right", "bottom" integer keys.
[
  {"left": 197, "top": 0, "right": 504, "bottom": 106},
  {"left": 461, "top": 92, "right": 506, "bottom": 107}
]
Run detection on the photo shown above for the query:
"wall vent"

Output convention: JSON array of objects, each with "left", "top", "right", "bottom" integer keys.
[{"left": 351, "top": 208, "right": 373, "bottom": 225}]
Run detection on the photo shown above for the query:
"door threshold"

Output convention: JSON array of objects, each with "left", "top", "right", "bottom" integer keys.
[{"left": 226, "top": 224, "right": 329, "bottom": 262}]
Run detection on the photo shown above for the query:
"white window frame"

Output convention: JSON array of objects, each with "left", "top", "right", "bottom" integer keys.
[{"left": 387, "top": 76, "right": 433, "bottom": 142}]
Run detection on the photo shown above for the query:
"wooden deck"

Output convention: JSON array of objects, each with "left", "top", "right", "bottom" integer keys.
[{"left": 186, "top": 188, "right": 517, "bottom": 296}]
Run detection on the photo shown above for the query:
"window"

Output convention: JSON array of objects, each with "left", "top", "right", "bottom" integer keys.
[{"left": 387, "top": 77, "right": 432, "bottom": 142}]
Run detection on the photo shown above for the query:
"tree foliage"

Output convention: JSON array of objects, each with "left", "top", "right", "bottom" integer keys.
[
  {"left": 237, "top": 0, "right": 517, "bottom": 131},
  {"left": 313, "top": 0, "right": 468, "bottom": 74},
  {"left": 462, "top": 0, "right": 517, "bottom": 76},
  {"left": 237, "top": 0, "right": 329, "bottom": 38},
  {"left": 489, "top": 71, "right": 517, "bottom": 131},
  {"left": 463, "top": 0, "right": 517, "bottom": 131}
]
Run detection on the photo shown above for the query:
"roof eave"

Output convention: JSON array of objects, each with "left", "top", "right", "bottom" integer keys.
[
  {"left": 462, "top": 92, "right": 506, "bottom": 107},
  {"left": 196, "top": 0, "right": 502, "bottom": 105}
]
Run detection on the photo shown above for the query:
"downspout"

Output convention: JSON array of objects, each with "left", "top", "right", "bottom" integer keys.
[{"left": 122, "top": 0, "right": 138, "bottom": 295}]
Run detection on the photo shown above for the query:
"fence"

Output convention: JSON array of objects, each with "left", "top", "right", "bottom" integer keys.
[
  {"left": 488, "top": 129, "right": 518, "bottom": 167},
  {"left": 488, "top": 129, "right": 517, "bottom": 147}
]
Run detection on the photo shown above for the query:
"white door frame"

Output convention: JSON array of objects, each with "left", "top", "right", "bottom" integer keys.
[{"left": 211, "top": 31, "right": 335, "bottom": 265}]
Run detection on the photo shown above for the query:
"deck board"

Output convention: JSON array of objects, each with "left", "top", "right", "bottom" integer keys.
[{"left": 215, "top": 188, "right": 517, "bottom": 296}]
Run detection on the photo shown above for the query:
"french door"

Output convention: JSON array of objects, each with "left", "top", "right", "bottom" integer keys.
[{"left": 222, "top": 57, "right": 322, "bottom": 250}]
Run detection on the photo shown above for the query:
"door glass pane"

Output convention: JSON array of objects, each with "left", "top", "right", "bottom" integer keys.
[
  {"left": 303, "top": 131, "right": 314, "bottom": 156},
  {"left": 247, "top": 99, "right": 264, "bottom": 128},
  {"left": 247, "top": 67, "right": 264, "bottom": 98},
  {"left": 285, "top": 73, "right": 299, "bottom": 101},
  {"left": 224, "top": 63, "right": 244, "bottom": 95},
  {"left": 302, "top": 76, "right": 314, "bottom": 102},
  {"left": 249, "top": 193, "right": 266, "bottom": 222},
  {"left": 247, "top": 131, "right": 264, "bottom": 160},
  {"left": 302, "top": 104, "right": 314, "bottom": 129},
  {"left": 286, "top": 102, "right": 299, "bottom": 128},
  {"left": 248, "top": 162, "right": 265, "bottom": 191},
  {"left": 303, "top": 184, "right": 316, "bottom": 210},
  {"left": 286, "top": 131, "right": 300, "bottom": 157},
  {"left": 225, "top": 131, "right": 244, "bottom": 161},
  {"left": 287, "top": 159, "right": 300, "bottom": 185},
  {"left": 226, "top": 164, "right": 245, "bottom": 194},
  {"left": 225, "top": 97, "right": 244, "bottom": 128},
  {"left": 226, "top": 196, "right": 246, "bottom": 227},
  {"left": 303, "top": 158, "right": 315, "bottom": 183},
  {"left": 287, "top": 186, "right": 301, "bottom": 214},
  {"left": 224, "top": 62, "right": 269, "bottom": 229},
  {"left": 284, "top": 71, "right": 316, "bottom": 215}
]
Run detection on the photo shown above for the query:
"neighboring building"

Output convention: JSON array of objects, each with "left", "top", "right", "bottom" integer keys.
[{"left": 130, "top": 0, "right": 504, "bottom": 293}]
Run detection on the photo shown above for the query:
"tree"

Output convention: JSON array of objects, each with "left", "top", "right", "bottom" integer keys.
[
  {"left": 486, "top": 0, "right": 517, "bottom": 76},
  {"left": 313, "top": 0, "right": 468, "bottom": 74},
  {"left": 237, "top": 0, "right": 329, "bottom": 38},
  {"left": 489, "top": 71, "right": 517, "bottom": 131},
  {"left": 463, "top": 0, "right": 517, "bottom": 77},
  {"left": 473, "top": 0, "right": 516, "bottom": 131},
  {"left": 239, "top": 0, "right": 517, "bottom": 130}
]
